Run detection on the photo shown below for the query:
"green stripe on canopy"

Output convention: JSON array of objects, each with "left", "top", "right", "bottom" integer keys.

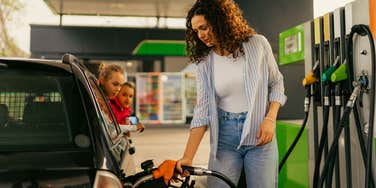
[{"left": 133, "top": 40, "right": 186, "bottom": 56}]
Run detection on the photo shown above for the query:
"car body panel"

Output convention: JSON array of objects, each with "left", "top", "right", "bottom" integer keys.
[{"left": 0, "top": 56, "right": 131, "bottom": 186}]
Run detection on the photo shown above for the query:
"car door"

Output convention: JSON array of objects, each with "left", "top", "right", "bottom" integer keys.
[{"left": 87, "top": 77, "right": 135, "bottom": 176}]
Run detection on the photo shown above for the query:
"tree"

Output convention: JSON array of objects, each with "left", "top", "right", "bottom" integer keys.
[{"left": 0, "top": 0, "right": 27, "bottom": 57}]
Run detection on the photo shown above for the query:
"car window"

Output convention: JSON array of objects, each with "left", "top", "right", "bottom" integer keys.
[
  {"left": 0, "top": 69, "right": 89, "bottom": 150},
  {"left": 88, "top": 79, "right": 119, "bottom": 142}
]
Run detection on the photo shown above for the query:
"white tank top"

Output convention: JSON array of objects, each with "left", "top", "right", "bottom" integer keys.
[{"left": 213, "top": 51, "right": 248, "bottom": 113}]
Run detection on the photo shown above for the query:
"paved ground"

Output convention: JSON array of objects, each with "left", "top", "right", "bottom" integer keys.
[{"left": 130, "top": 125, "right": 210, "bottom": 187}]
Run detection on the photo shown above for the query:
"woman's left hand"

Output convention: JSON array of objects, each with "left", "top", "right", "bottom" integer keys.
[{"left": 256, "top": 117, "right": 275, "bottom": 146}]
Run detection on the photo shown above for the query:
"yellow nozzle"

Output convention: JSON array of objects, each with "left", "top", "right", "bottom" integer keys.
[{"left": 302, "top": 71, "right": 319, "bottom": 87}]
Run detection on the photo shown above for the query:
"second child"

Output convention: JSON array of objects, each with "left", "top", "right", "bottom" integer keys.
[{"left": 110, "top": 82, "right": 145, "bottom": 134}]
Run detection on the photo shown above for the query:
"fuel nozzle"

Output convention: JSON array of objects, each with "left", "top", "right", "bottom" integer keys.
[
  {"left": 346, "top": 82, "right": 361, "bottom": 108},
  {"left": 331, "top": 60, "right": 348, "bottom": 83},
  {"left": 303, "top": 61, "right": 320, "bottom": 87},
  {"left": 302, "top": 61, "right": 319, "bottom": 111},
  {"left": 152, "top": 160, "right": 177, "bottom": 185},
  {"left": 141, "top": 160, "right": 155, "bottom": 172},
  {"left": 181, "top": 166, "right": 237, "bottom": 188},
  {"left": 304, "top": 86, "right": 311, "bottom": 112},
  {"left": 322, "top": 56, "right": 340, "bottom": 83},
  {"left": 181, "top": 165, "right": 212, "bottom": 176}
]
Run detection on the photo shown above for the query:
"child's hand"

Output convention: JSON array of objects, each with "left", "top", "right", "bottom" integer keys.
[
  {"left": 123, "top": 131, "right": 131, "bottom": 138},
  {"left": 125, "top": 119, "right": 131, "bottom": 125},
  {"left": 136, "top": 122, "right": 145, "bottom": 132}
]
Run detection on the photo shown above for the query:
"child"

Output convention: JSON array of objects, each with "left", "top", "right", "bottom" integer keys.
[
  {"left": 110, "top": 82, "right": 145, "bottom": 134},
  {"left": 97, "top": 63, "right": 125, "bottom": 99}
]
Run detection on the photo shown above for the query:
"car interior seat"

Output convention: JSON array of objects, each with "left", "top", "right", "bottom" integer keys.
[
  {"left": 0, "top": 104, "right": 9, "bottom": 126},
  {"left": 23, "top": 102, "right": 66, "bottom": 127}
]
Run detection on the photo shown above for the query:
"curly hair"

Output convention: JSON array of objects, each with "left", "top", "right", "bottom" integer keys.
[{"left": 186, "top": 0, "right": 256, "bottom": 63}]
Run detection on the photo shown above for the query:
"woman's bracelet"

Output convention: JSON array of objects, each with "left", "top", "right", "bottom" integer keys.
[{"left": 264, "top": 116, "right": 276, "bottom": 123}]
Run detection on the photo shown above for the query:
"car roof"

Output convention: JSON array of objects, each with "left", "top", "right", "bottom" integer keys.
[{"left": 0, "top": 57, "right": 72, "bottom": 73}]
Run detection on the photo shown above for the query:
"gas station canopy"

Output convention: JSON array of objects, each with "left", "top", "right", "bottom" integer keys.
[
  {"left": 44, "top": 0, "right": 195, "bottom": 18},
  {"left": 133, "top": 40, "right": 186, "bottom": 56}
]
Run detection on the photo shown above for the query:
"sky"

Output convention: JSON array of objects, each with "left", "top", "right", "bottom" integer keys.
[
  {"left": 6, "top": 0, "right": 356, "bottom": 55},
  {"left": 6, "top": 0, "right": 58, "bottom": 53}
]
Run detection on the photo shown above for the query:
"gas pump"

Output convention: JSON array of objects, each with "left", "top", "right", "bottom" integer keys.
[
  {"left": 302, "top": 0, "right": 376, "bottom": 187},
  {"left": 312, "top": 14, "right": 341, "bottom": 188}
]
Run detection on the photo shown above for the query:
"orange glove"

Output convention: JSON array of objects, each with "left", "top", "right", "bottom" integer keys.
[{"left": 152, "top": 160, "right": 177, "bottom": 185}]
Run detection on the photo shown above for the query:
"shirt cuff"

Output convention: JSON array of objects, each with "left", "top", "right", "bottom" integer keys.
[
  {"left": 190, "top": 117, "right": 209, "bottom": 129},
  {"left": 269, "top": 92, "right": 287, "bottom": 106}
]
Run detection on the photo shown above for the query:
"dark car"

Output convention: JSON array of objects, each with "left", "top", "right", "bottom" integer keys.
[{"left": 0, "top": 54, "right": 133, "bottom": 188}]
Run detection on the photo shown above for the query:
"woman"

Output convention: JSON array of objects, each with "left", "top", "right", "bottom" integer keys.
[{"left": 176, "top": 0, "right": 287, "bottom": 187}]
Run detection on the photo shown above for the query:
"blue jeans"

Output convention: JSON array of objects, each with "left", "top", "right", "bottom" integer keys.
[{"left": 207, "top": 109, "right": 278, "bottom": 188}]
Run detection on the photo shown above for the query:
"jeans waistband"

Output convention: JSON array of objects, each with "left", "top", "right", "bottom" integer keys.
[{"left": 218, "top": 108, "right": 248, "bottom": 120}]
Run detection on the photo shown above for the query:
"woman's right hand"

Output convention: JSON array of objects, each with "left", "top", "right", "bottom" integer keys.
[
  {"left": 175, "top": 126, "right": 206, "bottom": 177},
  {"left": 176, "top": 157, "right": 193, "bottom": 175}
]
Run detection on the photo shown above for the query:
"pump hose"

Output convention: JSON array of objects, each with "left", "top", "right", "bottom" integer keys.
[
  {"left": 278, "top": 111, "right": 309, "bottom": 171},
  {"left": 318, "top": 105, "right": 353, "bottom": 188},
  {"left": 327, "top": 85, "right": 342, "bottom": 188},
  {"left": 347, "top": 24, "right": 375, "bottom": 188},
  {"left": 353, "top": 105, "right": 373, "bottom": 176},
  {"left": 209, "top": 171, "right": 237, "bottom": 188},
  {"left": 279, "top": 86, "right": 311, "bottom": 171},
  {"left": 311, "top": 84, "right": 333, "bottom": 188},
  {"left": 312, "top": 104, "right": 331, "bottom": 188},
  {"left": 181, "top": 166, "right": 237, "bottom": 188},
  {"left": 318, "top": 24, "right": 375, "bottom": 188}
]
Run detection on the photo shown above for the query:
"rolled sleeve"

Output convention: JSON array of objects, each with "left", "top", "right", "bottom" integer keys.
[
  {"left": 262, "top": 36, "right": 287, "bottom": 106},
  {"left": 190, "top": 63, "right": 210, "bottom": 128}
]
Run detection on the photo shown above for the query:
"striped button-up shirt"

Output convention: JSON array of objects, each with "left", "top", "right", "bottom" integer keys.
[{"left": 190, "top": 34, "right": 287, "bottom": 158}]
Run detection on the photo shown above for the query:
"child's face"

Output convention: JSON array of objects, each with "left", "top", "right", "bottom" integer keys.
[
  {"left": 99, "top": 72, "right": 125, "bottom": 99},
  {"left": 117, "top": 86, "right": 134, "bottom": 108}
]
